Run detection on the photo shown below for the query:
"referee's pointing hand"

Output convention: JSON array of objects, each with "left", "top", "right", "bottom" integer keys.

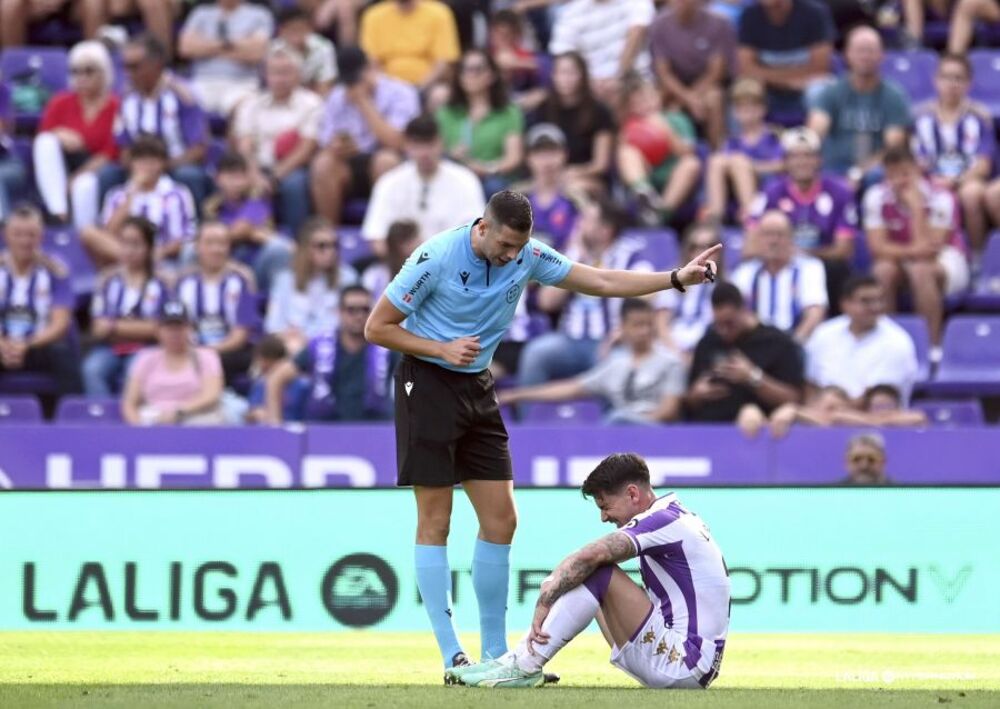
[
  {"left": 676, "top": 243, "right": 723, "bottom": 287},
  {"left": 440, "top": 336, "right": 482, "bottom": 367}
]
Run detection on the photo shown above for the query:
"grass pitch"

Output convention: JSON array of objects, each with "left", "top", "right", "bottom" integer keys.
[{"left": 1, "top": 632, "right": 997, "bottom": 708}]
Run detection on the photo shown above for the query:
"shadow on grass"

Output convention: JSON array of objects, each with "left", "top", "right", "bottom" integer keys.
[{"left": 0, "top": 685, "right": 996, "bottom": 709}]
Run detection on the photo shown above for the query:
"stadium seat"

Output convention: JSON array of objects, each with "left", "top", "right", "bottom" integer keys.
[
  {"left": 966, "top": 231, "right": 1000, "bottom": 310},
  {"left": 55, "top": 397, "right": 122, "bottom": 424},
  {"left": 0, "top": 396, "right": 43, "bottom": 423},
  {"left": 882, "top": 50, "right": 938, "bottom": 104},
  {"left": 337, "top": 225, "right": 374, "bottom": 269},
  {"left": 927, "top": 315, "right": 1000, "bottom": 395},
  {"left": 43, "top": 227, "right": 97, "bottom": 297},
  {"left": 619, "top": 228, "right": 679, "bottom": 270},
  {"left": 891, "top": 314, "right": 932, "bottom": 384},
  {"left": 522, "top": 399, "right": 605, "bottom": 424},
  {"left": 969, "top": 50, "right": 1000, "bottom": 120},
  {"left": 720, "top": 226, "right": 744, "bottom": 270},
  {"left": 0, "top": 372, "right": 58, "bottom": 396},
  {"left": 913, "top": 399, "right": 985, "bottom": 426},
  {"left": 0, "top": 47, "right": 69, "bottom": 131}
]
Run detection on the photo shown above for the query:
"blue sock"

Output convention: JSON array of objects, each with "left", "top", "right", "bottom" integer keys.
[
  {"left": 414, "top": 544, "right": 463, "bottom": 667},
  {"left": 472, "top": 538, "right": 511, "bottom": 660}
]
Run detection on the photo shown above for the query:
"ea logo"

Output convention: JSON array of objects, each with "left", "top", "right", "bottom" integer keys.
[
  {"left": 321, "top": 554, "right": 398, "bottom": 627},
  {"left": 506, "top": 284, "right": 521, "bottom": 303}
]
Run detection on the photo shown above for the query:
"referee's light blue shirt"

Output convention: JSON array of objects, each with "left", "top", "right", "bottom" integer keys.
[{"left": 385, "top": 221, "right": 573, "bottom": 372}]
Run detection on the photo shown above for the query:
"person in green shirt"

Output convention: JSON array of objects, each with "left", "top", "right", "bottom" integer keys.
[
  {"left": 435, "top": 48, "right": 524, "bottom": 196},
  {"left": 616, "top": 75, "right": 701, "bottom": 226}
]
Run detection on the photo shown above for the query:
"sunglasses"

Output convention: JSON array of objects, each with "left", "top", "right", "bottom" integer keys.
[
  {"left": 342, "top": 305, "right": 371, "bottom": 315},
  {"left": 70, "top": 65, "right": 99, "bottom": 76},
  {"left": 311, "top": 241, "right": 338, "bottom": 251}
]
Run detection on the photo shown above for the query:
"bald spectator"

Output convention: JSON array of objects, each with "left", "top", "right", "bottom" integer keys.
[
  {"left": 650, "top": 0, "right": 736, "bottom": 148},
  {"left": 310, "top": 46, "right": 418, "bottom": 226},
  {"left": 807, "top": 26, "right": 911, "bottom": 182},
  {"left": 549, "top": 0, "right": 656, "bottom": 101},
  {"left": 359, "top": 0, "right": 461, "bottom": 89},
  {"left": 234, "top": 46, "right": 323, "bottom": 236},
  {"left": 864, "top": 146, "right": 969, "bottom": 355},
  {"left": 804, "top": 275, "right": 918, "bottom": 402},
  {"left": 731, "top": 210, "right": 828, "bottom": 343},
  {"left": 841, "top": 433, "right": 892, "bottom": 485},
  {"left": 178, "top": 0, "right": 274, "bottom": 115},
  {"left": 737, "top": 0, "right": 834, "bottom": 118}
]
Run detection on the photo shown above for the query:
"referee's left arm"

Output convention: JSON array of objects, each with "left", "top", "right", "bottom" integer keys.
[
  {"left": 558, "top": 244, "right": 721, "bottom": 297},
  {"left": 365, "top": 296, "right": 482, "bottom": 368}
]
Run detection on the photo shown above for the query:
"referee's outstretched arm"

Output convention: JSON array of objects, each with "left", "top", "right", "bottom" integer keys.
[{"left": 557, "top": 243, "right": 721, "bottom": 297}]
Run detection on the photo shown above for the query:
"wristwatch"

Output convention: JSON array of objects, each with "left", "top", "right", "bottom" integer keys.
[
  {"left": 748, "top": 366, "right": 764, "bottom": 388},
  {"left": 670, "top": 269, "right": 686, "bottom": 293}
]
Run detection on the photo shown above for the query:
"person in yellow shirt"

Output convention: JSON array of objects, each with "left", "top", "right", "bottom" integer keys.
[{"left": 360, "top": 0, "right": 460, "bottom": 89}]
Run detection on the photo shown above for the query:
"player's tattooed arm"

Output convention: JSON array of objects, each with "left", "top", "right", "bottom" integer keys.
[{"left": 536, "top": 531, "right": 636, "bottom": 609}]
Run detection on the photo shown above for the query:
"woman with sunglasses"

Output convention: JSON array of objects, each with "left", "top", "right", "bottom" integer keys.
[
  {"left": 32, "top": 40, "right": 119, "bottom": 229},
  {"left": 436, "top": 48, "right": 524, "bottom": 198},
  {"left": 265, "top": 217, "right": 358, "bottom": 352}
]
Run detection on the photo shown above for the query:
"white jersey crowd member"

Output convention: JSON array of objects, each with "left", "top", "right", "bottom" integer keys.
[{"left": 447, "top": 453, "right": 730, "bottom": 690}]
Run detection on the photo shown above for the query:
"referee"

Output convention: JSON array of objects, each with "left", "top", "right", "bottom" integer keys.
[{"left": 365, "top": 191, "right": 718, "bottom": 676}]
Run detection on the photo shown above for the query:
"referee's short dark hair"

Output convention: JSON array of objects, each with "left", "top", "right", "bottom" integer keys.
[
  {"left": 486, "top": 190, "right": 533, "bottom": 234},
  {"left": 582, "top": 453, "right": 651, "bottom": 498},
  {"left": 711, "top": 281, "right": 745, "bottom": 309}
]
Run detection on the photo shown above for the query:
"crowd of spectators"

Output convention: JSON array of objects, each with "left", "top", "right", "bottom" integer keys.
[{"left": 0, "top": 0, "right": 998, "bottom": 433}]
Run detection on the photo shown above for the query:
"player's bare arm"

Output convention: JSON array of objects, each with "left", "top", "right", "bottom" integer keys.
[
  {"left": 365, "top": 296, "right": 482, "bottom": 367},
  {"left": 529, "top": 531, "right": 636, "bottom": 650},
  {"left": 557, "top": 244, "right": 721, "bottom": 298}
]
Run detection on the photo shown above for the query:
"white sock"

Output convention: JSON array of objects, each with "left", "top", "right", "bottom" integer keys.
[
  {"left": 513, "top": 584, "right": 601, "bottom": 673},
  {"left": 33, "top": 132, "right": 69, "bottom": 217},
  {"left": 70, "top": 171, "right": 100, "bottom": 230}
]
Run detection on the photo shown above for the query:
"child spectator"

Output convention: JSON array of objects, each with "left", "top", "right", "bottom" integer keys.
[
  {"left": 82, "top": 216, "right": 169, "bottom": 397},
  {"left": 704, "top": 79, "right": 784, "bottom": 223},
  {"left": 489, "top": 9, "right": 540, "bottom": 93},
  {"left": 617, "top": 75, "right": 701, "bottom": 225},
  {"left": 81, "top": 135, "right": 196, "bottom": 268},
  {"left": 245, "top": 334, "right": 304, "bottom": 424},
  {"left": 516, "top": 124, "right": 579, "bottom": 252},
  {"left": 203, "top": 151, "right": 293, "bottom": 292}
]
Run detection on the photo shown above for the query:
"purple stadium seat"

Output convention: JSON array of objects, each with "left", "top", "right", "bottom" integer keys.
[
  {"left": 720, "top": 227, "right": 744, "bottom": 270},
  {"left": 969, "top": 50, "right": 1000, "bottom": 119},
  {"left": 927, "top": 315, "right": 1000, "bottom": 395},
  {"left": 891, "top": 314, "right": 931, "bottom": 384},
  {"left": 522, "top": 399, "right": 605, "bottom": 424},
  {"left": 55, "top": 397, "right": 122, "bottom": 424},
  {"left": 1, "top": 47, "right": 69, "bottom": 131},
  {"left": 882, "top": 50, "right": 938, "bottom": 104},
  {"left": 0, "top": 396, "right": 43, "bottom": 423},
  {"left": 0, "top": 372, "right": 57, "bottom": 396},
  {"left": 337, "top": 225, "right": 374, "bottom": 268},
  {"left": 913, "top": 399, "right": 985, "bottom": 426},
  {"left": 43, "top": 227, "right": 97, "bottom": 297},
  {"left": 966, "top": 231, "right": 1000, "bottom": 310},
  {"left": 619, "top": 228, "right": 679, "bottom": 270}
]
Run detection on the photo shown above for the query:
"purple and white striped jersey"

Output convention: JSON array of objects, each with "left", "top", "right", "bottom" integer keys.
[
  {"left": 114, "top": 78, "right": 208, "bottom": 159},
  {"left": 912, "top": 103, "right": 994, "bottom": 179},
  {"left": 621, "top": 493, "right": 731, "bottom": 664},
  {"left": 100, "top": 176, "right": 197, "bottom": 247},
  {"left": 559, "top": 237, "right": 654, "bottom": 340},
  {"left": 175, "top": 267, "right": 258, "bottom": 346},
  {"left": 91, "top": 269, "right": 168, "bottom": 321},
  {"left": 0, "top": 253, "right": 73, "bottom": 338}
]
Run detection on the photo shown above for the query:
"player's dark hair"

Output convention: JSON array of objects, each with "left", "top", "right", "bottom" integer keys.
[
  {"left": 404, "top": 114, "right": 440, "bottom": 143},
  {"left": 711, "top": 281, "right": 744, "bottom": 309},
  {"left": 340, "top": 284, "right": 371, "bottom": 303},
  {"left": 217, "top": 150, "right": 248, "bottom": 173},
  {"left": 121, "top": 215, "right": 158, "bottom": 275},
  {"left": 863, "top": 384, "right": 902, "bottom": 409},
  {"left": 129, "top": 33, "right": 168, "bottom": 65},
  {"left": 883, "top": 144, "right": 916, "bottom": 168},
  {"left": 620, "top": 298, "right": 652, "bottom": 321},
  {"left": 254, "top": 334, "right": 287, "bottom": 362},
  {"left": 582, "top": 453, "right": 651, "bottom": 498},
  {"left": 486, "top": 190, "right": 533, "bottom": 234},
  {"left": 841, "top": 274, "right": 880, "bottom": 300},
  {"left": 130, "top": 135, "right": 168, "bottom": 161}
]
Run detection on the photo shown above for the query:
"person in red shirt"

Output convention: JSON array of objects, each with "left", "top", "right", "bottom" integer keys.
[{"left": 32, "top": 40, "right": 119, "bottom": 230}]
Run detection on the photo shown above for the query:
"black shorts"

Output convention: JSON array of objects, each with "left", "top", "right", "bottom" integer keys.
[{"left": 394, "top": 355, "right": 513, "bottom": 487}]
